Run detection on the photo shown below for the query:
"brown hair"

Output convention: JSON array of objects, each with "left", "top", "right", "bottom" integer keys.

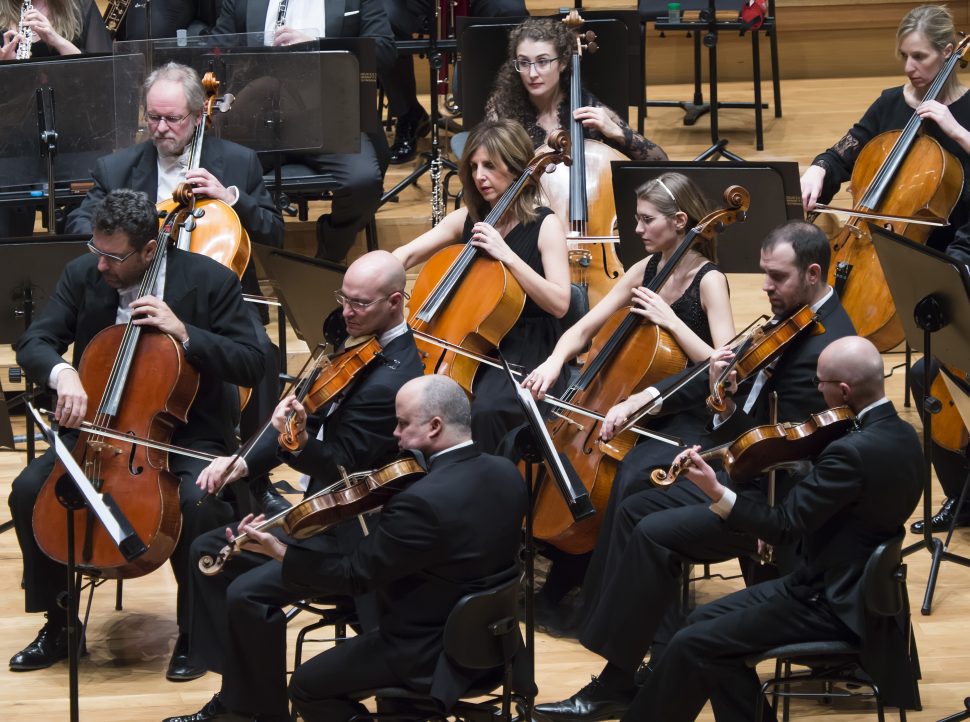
[
  {"left": 635, "top": 173, "right": 716, "bottom": 260},
  {"left": 459, "top": 119, "right": 540, "bottom": 225},
  {"left": 896, "top": 5, "right": 959, "bottom": 99}
]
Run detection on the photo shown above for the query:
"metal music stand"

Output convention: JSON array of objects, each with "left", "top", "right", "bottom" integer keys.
[
  {"left": 501, "top": 355, "right": 595, "bottom": 721},
  {"left": 611, "top": 160, "right": 802, "bottom": 272},
  {"left": 870, "top": 226, "right": 970, "bottom": 616},
  {"left": 0, "top": 235, "right": 89, "bottom": 461}
]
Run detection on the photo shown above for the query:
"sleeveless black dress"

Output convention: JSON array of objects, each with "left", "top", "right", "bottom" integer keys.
[
  {"left": 641, "top": 254, "right": 717, "bottom": 349},
  {"left": 461, "top": 207, "right": 565, "bottom": 453}
]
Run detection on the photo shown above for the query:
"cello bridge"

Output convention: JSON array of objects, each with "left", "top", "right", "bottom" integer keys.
[{"left": 86, "top": 439, "right": 123, "bottom": 456}]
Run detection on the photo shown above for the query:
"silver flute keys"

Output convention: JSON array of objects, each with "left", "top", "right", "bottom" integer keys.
[{"left": 16, "top": 0, "right": 33, "bottom": 60}]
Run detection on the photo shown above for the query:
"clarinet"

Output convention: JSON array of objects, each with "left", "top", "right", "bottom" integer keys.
[
  {"left": 16, "top": 0, "right": 33, "bottom": 60},
  {"left": 274, "top": 0, "right": 290, "bottom": 29}
]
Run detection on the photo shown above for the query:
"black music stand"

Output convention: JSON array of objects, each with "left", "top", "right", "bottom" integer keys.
[
  {"left": 0, "top": 235, "right": 89, "bottom": 462},
  {"left": 611, "top": 160, "right": 802, "bottom": 272},
  {"left": 870, "top": 226, "right": 970, "bottom": 616},
  {"left": 28, "top": 403, "right": 147, "bottom": 722},
  {"left": 501, "top": 356, "right": 594, "bottom": 721}
]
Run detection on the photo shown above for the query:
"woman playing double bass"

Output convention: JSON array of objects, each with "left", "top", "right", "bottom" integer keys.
[
  {"left": 393, "top": 118, "right": 571, "bottom": 452},
  {"left": 800, "top": 4, "right": 970, "bottom": 252}
]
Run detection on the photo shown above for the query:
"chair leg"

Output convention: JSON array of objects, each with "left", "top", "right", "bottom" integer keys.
[
  {"left": 768, "top": 1, "right": 782, "bottom": 117},
  {"left": 115, "top": 579, "right": 123, "bottom": 611},
  {"left": 782, "top": 660, "right": 791, "bottom": 722},
  {"left": 365, "top": 217, "right": 379, "bottom": 252},
  {"left": 751, "top": 30, "right": 764, "bottom": 151}
]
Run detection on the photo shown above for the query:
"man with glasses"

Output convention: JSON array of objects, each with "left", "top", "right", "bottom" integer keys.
[
  {"left": 164, "top": 250, "right": 423, "bottom": 722},
  {"left": 536, "top": 221, "right": 857, "bottom": 722},
  {"left": 8, "top": 189, "right": 265, "bottom": 675}
]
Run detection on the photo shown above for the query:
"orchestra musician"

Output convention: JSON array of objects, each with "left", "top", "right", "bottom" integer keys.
[
  {"left": 230, "top": 375, "right": 526, "bottom": 722},
  {"left": 211, "top": 0, "right": 396, "bottom": 262},
  {"left": 485, "top": 16, "right": 667, "bottom": 161},
  {"left": 0, "top": 0, "right": 110, "bottom": 58},
  {"left": 535, "top": 221, "right": 856, "bottom": 721},
  {"left": 393, "top": 118, "right": 571, "bottom": 453},
  {"left": 7, "top": 189, "right": 264, "bottom": 673},
  {"left": 163, "top": 251, "right": 424, "bottom": 721},
  {"left": 522, "top": 172, "right": 734, "bottom": 612},
  {"left": 800, "top": 4, "right": 970, "bottom": 252},
  {"left": 621, "top": 336, "right": 923, "bottom": 722}
]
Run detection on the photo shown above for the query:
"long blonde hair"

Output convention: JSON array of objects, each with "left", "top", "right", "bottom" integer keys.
[
  {"left": 459, "top": 119, "right": 540, "bottom": 225},
  {"left": 3, "top": 0, "right": 83, "bottom": 45},
  {"left": 897, "top": 5, "right": 961, "bottom": 100}
]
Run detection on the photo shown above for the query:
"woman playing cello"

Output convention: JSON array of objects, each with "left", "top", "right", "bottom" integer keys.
[
  {"left": 393, "top": 118, "right": 571, "bottom": 453},
  {"left": 800, "top": 4, "right": 970, "bottom": 252}
]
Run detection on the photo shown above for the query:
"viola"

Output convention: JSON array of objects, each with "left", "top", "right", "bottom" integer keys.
[
  {"left": 650, "top": 406, "right": 857, "bottom": 486},
  {"left": 32, "top": 206, "right": 199, "bottom": 579},
  {"left": 157, "top": 71, "right": 251, "bottom": 280},
  {"left": 409, "top": 131, "right": 570, "bottom": 396},
  {"left": 707, "top": 305, "right": 820, "bottom": 414},
  {"left": 539, "top": 9, "right": 627, "bottom": 311},
  {"left": 197, "top": 456, "right": 425, "bottom": 575},
  {"left": 534, "top": 186, "right": 749, "bottom": 554},
  {"left": 278, "top": 337, "right": 384, "bottom": 451},
  {"left": 820, "top": 36, "right": 970, "bottom": 351}
]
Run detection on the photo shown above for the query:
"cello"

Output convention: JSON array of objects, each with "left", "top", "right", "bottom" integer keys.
[
  {"left": 819, "top": 36, "right": 970, "bottom": 351},
  {"left": 157, "top": 71, "right": 251, "bottom": 280},
  {"left": 532, "top": 185, "right": 749, "bottom": 554},
  {"left": 32, "top": 206, "right": 199, "bottom": 579},
  {"left": 540, "top": 9, "right": 627, "bottom": 311},
  {"left": 408, "top": 132, "right": 570, "bottom": 396}
]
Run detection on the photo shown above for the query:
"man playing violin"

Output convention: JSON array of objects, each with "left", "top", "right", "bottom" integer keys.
[
  {"left": 621, "top": 336, "right": 923, "bottom": 722},
  {"left": 536, "top": 221, "right": 856, "bottom": 722},
  {"left": 163, "top": 250, "right": 423, "bottom": 722},
  {"left": 8, "top": 189, "right": 265, "bottom": 673}
]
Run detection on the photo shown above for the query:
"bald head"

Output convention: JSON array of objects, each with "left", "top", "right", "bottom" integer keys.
[
  {"left": 339, "top": 251, "right": 407, "bottom": 337},
  {"left": 816, "top": 336, "right": 885, "bottom": 411},
  {"left": 345, "top": 250, "right": 406, "bottom": 297},
  {"left": 395, "top": 376, "right": 472, "bottom": 456}
]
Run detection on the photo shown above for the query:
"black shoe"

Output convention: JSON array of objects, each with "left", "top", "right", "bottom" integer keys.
[
  {"left": 9, "top": 615, "right": 83, "bottom": 671},
  {"left": 167, "top": 632, "right": 206, "bottom": 682},
  {"left": 910, "top": 497, "right": 970, "bottom": 533},
  {"left": 162, "top": 693, "right": 250, "bottom": 722},
  {"left": 634, "top": 662, "right": 653, "bottom": 686},
  {"left": 534, "top": 676, "right": 635, "bottom": 722},
  {"left": 388, "top": 108, "right": 431, "bottom": 164},
  {"left": 250, "top": 478, "right": 291, "bottom": 517}
]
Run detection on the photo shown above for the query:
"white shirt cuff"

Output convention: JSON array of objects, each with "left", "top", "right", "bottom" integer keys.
[
  {"left": 709, "top": 487, "right": 737, "bottom": 519},
  {"left": 48, "top": 362, "right": 74, "bottom": 389},
  {"left": 227, "top": 185, "right": 240, "bottom": 207}
]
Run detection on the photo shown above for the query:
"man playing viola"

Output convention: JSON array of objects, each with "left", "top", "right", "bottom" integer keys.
[{"left": 8, "top": 189, "right": 264, "bottom": 674}]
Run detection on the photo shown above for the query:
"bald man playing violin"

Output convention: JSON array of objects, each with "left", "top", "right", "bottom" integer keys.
[
  {"left": 620, "top": 336, "right": 923, "bottom": 722},
  {"left": 165, "top": 251, "right": 423, "bottom": 722}
]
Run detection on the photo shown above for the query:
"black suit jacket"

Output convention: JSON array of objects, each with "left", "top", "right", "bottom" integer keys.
[
  {"left": 727, "top": 401, "right": 923, "bottom": 707},
  {"left": 213, "top": 0, "right": 395, "bottom": 73},
  {"left": 282, "top": 443, "right": 527, "bottom": 709},
  {"left": 15, "top": 248, "right": 265, "bottom": 451},
  {"left": 245, "top": 330, "right": 425, "bottom": 490}
]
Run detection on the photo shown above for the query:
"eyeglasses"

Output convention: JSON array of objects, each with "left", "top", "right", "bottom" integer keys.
[
  {"left": 812, "top": 374, "right": 841, "bottom": 386},
  {"left": 87, "top": 240, "right": 138, "bottom": 264},
  {"left": 512, "top": 56, "right": 562, "bottom": 73},
  {"left": 145, "top": 112, "right": 191, "bottom": 126},
  {"left": 334, "top": 290, "right": 394, "bottom": 312}
]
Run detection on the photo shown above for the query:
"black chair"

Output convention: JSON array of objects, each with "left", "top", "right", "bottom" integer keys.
[
  {"left": 347, "top": 571, "right": 522, "bottom": 722},
  {"left": 287, "top": 594, "right": 359, "bottom": 670},
  {"left": 744, "top": 531, "right": 920, "bottom": 722}
]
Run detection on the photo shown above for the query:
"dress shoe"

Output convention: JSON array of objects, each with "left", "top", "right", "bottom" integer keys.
[
  {"left": 163, "top": 693, "right": 251, "bottom": 722},
  {"left": 534, "top": 676, "right": 635, "bottom": 722},
  {"left": 910, "top": 497, "right": 970, "bottom": 533},
  {"left": 250, "top": 478, "right": 291, "bottom": 517},
  {"left": 167, "top": 632, "right": 206, "bottom": 682},
  {"left": 9, "top": 614, "right": 83, "bottom": 671},
  {"left": 388, "top": 108, "right": 431, "bottom": 164}
]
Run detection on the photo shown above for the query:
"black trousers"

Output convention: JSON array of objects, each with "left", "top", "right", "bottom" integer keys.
[
  {"left": 579, "top": 477, "right": 758, "bottom": 672},
  {"left": 8, "top": 434, "right": 234, "bottom": 630},
  {"left": 622, "top": 577, "right": 854, "bottom": 722},
  {"left": 910, "top": 358, "right": 970, "bottom": 500}
]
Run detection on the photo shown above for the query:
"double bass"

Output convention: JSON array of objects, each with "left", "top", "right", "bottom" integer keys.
[
  {"left": 540, "top": 10, "right": 627, "bottom": 311},
  {"left": 532, "top": 186, "right": 749, "bottom": 554},
  {"left": 819, "top": 35, "right": 970, "bottom": 351},
  {"left": 408, "top": 133, "right": 570, "bottom": 396},
  {"left": 32, "top": 206, "right": 199, "bottom": 579}
]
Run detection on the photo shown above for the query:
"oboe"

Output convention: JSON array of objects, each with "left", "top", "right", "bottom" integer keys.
[
  {"left": 274, "top": 0, "right": 290, "bottom": 30},
  {"left": 16, "top": 0, "right": 33, "bottom": 60}
]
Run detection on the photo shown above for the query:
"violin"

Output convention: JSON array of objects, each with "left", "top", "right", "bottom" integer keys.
[
  {"left": 539, "top": 9, "right": 627, "bottom": 310},
  {"left": 707, "top": 305, "right": 820, "bottom": 414},
  {"left": 533, "top": 186, "right": 749, "bottom": 554},
  {"left": 157, "top": 71, "right": 251, "bottom": 280},
  {"left": 409, "top": 131, "right": 570, "bottom": 396},
  {"left": 197, "top": 456, "right": 425, "bottom": 575},
  {"left": 819, "top": 36, "right": 970, "bottom": 351},
  {"left": 278, "top": 337, "right": 383, "bottom": 451},
  {"left": 32, "top": 206, "right": 199, "bottom": 579},
  {"left": 650, "top": 406, "right": 857, "bottom": 486}
]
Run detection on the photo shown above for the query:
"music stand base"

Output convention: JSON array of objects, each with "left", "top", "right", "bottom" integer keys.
[{"left": 939, "top": 698, "right": 970, "bottom": 722}]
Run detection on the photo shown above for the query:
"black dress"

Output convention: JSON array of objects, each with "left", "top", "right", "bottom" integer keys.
[
  {"left": 640, "top": 254, "right": 717, "bottom": 349},
  {"left": 25, "top": 0, "right": 111, "bottom": 57},
  {"left": 812, "top": 85, "right": 970, "bottom": 251},
  {"left": 462, "top": 206, "right": 565, "bottom": 453}
]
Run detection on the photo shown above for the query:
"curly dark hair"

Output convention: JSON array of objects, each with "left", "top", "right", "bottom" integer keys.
[
  {"left": 92, "top": 189, "right": 158, "bottom": 250},
  {"left": 487, "top": 18, "right": 574, "bottom": 140}
]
